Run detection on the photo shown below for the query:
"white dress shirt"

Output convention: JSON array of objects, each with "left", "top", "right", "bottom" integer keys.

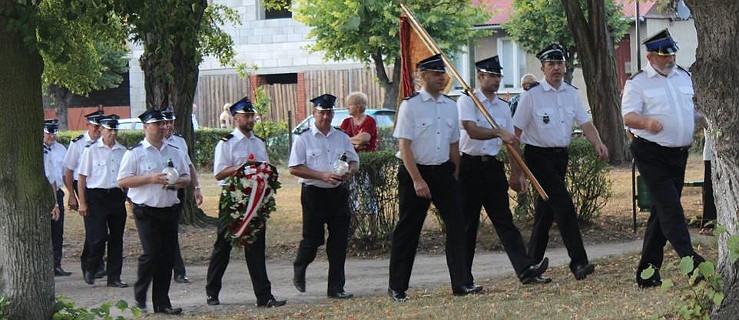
[
  {"left": 117, "top": 139, "right": 190, "bottom": 208},
  {"left": 44, "top": 142, "right": 67, "bottom": 189},
  {"left": 167, "top": 133, "right": 193, "bottom": 166},
  {"left": 62, "top": 131, "right": 93, "bottom": 179},
  {"left": 78, "top": 138, "right": 126, "bottom": 189},
  {"left": 458, "top": 90, "right": 513, "bottom": 156},
  {"left": 393, "top": 89, "right": 460, "bottom": 165},
  {"left": 213, "top": 129, "right": 269, "bottom": 186},
  {"left": 621, "top": 63, "right": 696, "bottom": 148},
  {"left": 512, "top": 79, "right": 591, "bottom": 148},
  {"left": 288, "top": 124, "right": 359, "bottom": 188}
]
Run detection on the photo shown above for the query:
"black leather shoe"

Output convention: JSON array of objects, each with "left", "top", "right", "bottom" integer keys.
[
  {"left": 135, "top": 300, "right": 146, "bottom": 311},
  {"left": 257, "top": 298, "right": 287, "bottom": 308},
  {"left": 174, "top": 274, "right": 190, "bottom": 284},
  {"left": 54, "top": 267, "right": 72, "bottom": 277},
  {"left": 293, "top": 265, "right": 306, "bottom": 293},
  {"left": 327, "top": 291, "right": 354, "bottom": 299},
  {"left": 520, "top": 257, "right": 549, "bottom": 280},
  {"left": 452, "top": 284, "right": 483, "bottom": 296},
  {"left": 637, "top": 278, "right": 662, "bottom": 288},
  {"left": 572, "top": 263, "right": 595, "bottom": 280},
  {"left": 95, "top": 269, "right": 107, "bottom": 279},
  {"left": 521, "top": 275, "right": 552, "bottom": 285},
  {"left": 107, "top": 280, "right": 128, "bottom": 288},
  {"left": 387, "top": 288, "right": 409, "bottom": 302},
  {"left": 154, "top": 306, "right": 183, "bottom": 315},
  {"left": 83, "top": 271, "right": 95, "bottom": 285},
  {"left": 206, "top": 295, "right": 220, "bottom": 306}
]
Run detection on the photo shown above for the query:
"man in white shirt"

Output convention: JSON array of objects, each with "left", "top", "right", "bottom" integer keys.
[
  {"left": 43, "top": 120, "right": 70, "bottom": 276},
  {"left": 621, "top": 29, "right": 705, "bottom": 288}
]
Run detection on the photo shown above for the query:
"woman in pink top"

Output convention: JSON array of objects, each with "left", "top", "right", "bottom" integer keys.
[{"left": 339, "top": 92, "right": 378, "bottom": 152}]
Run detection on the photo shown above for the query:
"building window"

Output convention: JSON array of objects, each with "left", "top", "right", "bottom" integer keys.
[
  {"left": 449, "top": 46, "right": 471, "bottom": 94},
  {"left": 263, "top": 0, "right": 292, "bottom": 20},
  {"left": 497, "top": 38, "right": 527, "bottom": 89}
]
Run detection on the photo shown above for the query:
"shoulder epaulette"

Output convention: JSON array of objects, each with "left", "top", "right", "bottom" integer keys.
[
  {"left": 295, "top": 127, "right": 309, "bottom": 135},
  {"left": 71, "top": 134, "right": 85, "bottom": 143},
  {"left": 528, "top": 82, "right": 541, "bottom": 89},
  {"left": 334, "top": 126, "right": 348, "bottom": 135},
  {"left": 43, "top": 144, "right": 51, "bottom": 152},
  {"left": 566, "top": 82, "right": 579, "bottom": 90},
  {"left": 167, "top": 143, "right": 179, "bottom": 149},
  {"left": 254, "top": 134, "right": 265, "bottom": 141},
  {"left": 84, "top": 139, "right": 97, "bottom": 148},
  {"left": 403, "top": 92, "right": 420, "bottom": 100},
  {"left": 173, "top": 133, "right": 183, "bottom": 138},
  {"left": 497, "top": 97, "right": 508, "bottom": 104},
  {"left": 221, "top": 134, "right": 234, "bottom": 142},
  {"left": 629, "top": 70, "right": 644, "bottom": 80},
  {"left": 128, "top": 143, "right": 142, "bottom": 150},
  {"left": 677, "top": 65, "right": 691, "bottom": 77}
]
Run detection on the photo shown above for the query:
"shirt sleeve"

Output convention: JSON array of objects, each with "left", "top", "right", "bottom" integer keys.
[
  {"left": 573, "top": 96, "right": 592, "bottom": 126},
  {"left": 393, "top": 100, "right": 413, "bottom": 140},
  {"left": 77, "top": 147, "right": 92, "bottom": 178},
  {"left": 621, "top": 79, "right": 644, "bottom": 117},
  {"left": 512, "top": 91, "right": 533, "bottom": 132},
  {"left": 457, "top": 94, "right": 476, "bottom": 122},
  {"left": 257, "top": 139, "right": 270, "bottom": 163},
  {"left": 288, "top": 135, "right": 307, "bottom": 168},
  {"left": 213, "top": 140, "right": 229, "bottom": 176},
  {"left": 62, "top": 141, "right": 79, "bottom": 171},
  {"left": 117, "top": 150, "right": 137, "bottom": 181}
]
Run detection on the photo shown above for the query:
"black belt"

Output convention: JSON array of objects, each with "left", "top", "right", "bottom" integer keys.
[
  {"left": 132, "top": 203, "right": 175, "bottom": 210},
  {"left": 415, "top": 161, "right": 454, "bottom": 169},
  {"left": 635, "top": 136, "right": 690, "bottom": 152},
  {"left": 86, "top": 187, "right": 123, "bottom": 194},
  {"left": 461, "top": 153, "right": 499, "bottom": 163},
  {"left": 525, "top": 145, "right": 568, "bottom": 153}
]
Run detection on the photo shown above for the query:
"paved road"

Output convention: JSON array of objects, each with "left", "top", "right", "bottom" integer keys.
[{"left": 55, "top": 238, "right": 652, "bottom": 316}]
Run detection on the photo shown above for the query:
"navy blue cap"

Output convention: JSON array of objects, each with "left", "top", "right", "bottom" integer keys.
[
  {"left": 310, "top": 94, "right": 337, "bottom": 111},
  {"left": 84, "top": 110, "right": 105, "bottom": 125},
  {"left": 162, "top": 108, "right": 176, "bottom": 121},
  {"left": 475, "top": 56, "right": 503, "bottom": 75},
  {"left": 537, "top": 44, "right": 566, "bottom": 62},
  {"left": 100, "top": 114, "right": 120, "bottom": 130},
  {"left": 44, "top": 119, "right": 59, "bottom": 134},
  {"left": 229, "top": 97, "right": 256, "bottom": 116},
  {"left": 138, "top": 109, "right": 166, "bottom": 124},
  {"left": 417, "top": 54, "right": 446, "bottom": 72},
  {"left": 643, "top": 29, "right": 679, "bottom": 55}
]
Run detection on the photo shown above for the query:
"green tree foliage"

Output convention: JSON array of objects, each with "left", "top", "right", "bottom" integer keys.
[
  {"left": 293, "top": 0, "right": 490, "bottom": 108},
  {"left": 505, "top": 0, "right": 628, "bottom": 82}
]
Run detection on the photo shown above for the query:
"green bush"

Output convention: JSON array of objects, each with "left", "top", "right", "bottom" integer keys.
[
  {"left": 347, "top": 151, "right": 399, "bottom": 251},
  {"left": 377, "top": 126, "right": 396, "bottom": 152},
  {"left": 53, "top": 296, "right": 140, "bottom": 319},
  {"left": 508, "top": 137, "right": 612, "bottom": 223}
]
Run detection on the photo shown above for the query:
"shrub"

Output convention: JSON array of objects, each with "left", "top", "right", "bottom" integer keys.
[
  {"left": 347, "top": 151, "right": 399, "bottom": 251},
  {"left": 508, "top": 137, "right": 612, "bottom": 223},
  {"left": 376, "top": 126, "right": 397, "bottom": 152},
  {"left": 53, "top": 296, "right": 140, "bottom": 319}
]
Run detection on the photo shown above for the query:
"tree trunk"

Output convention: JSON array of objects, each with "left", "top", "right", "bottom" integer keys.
[
  {"left": 373, "top": 54, "right": 401, "bottom": 110},
  {"left": 169, "top": 2, "right": 214, "bottom": 226},
  {"left": 0, "top": 2, "right": 56, "bottom": 318},
  {"left": 47, "top": 85, "right": 73, "bottom": 130},
  {"left": 683, "top": 1, "right": 739, "bottom": 318},
  {"left": 560, "top": 0, "right": 628, "bottom": 165}
]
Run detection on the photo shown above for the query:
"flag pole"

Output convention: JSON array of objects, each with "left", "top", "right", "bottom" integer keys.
[{"left": 399, "top": 3, "right": 549, "bottom": 201}]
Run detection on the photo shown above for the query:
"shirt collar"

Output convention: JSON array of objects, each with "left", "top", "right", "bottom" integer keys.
[
  {"left": 540, "top": 78, "right": 568, "bottom": 92},
  {"left": 95, "top": 138, "right": 125, "bottom": 150},
  {"left": 473, "top": 89, "right": 495, "bottom": 103},
  {"left": 231, "top": 128, "right": 254, "bottom": 141},
  {"left": 645, "top": 63, "right": 678, "bottom": 78},
  {"left": 310, "top": 123, "right": 337, "bottom": 137},
  {"left": 142, "top": 138, "right": 169, "bottom": 151},
  {"left": 419, "top": 88, "right": 449, "bottom": 103}
]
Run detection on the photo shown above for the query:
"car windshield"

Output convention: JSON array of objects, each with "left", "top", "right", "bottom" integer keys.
[{"left": 292, "top": 109, "right": 395, "bottom": 134}]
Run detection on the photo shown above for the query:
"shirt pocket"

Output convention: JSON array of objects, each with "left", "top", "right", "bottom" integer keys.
[
  {"left": 306, "top": 148, "right": 324, "bottom": 167},
  {"left": 678, "top": 86, "right": 695, "bottom": 109},
  {"left": 142, "top": 161, "right": 159, "bottom": 174},
  {"left": 534, "top": 108, "right": 555, "bottom": 128},
  {"left": 92, "top": 160, "right": 107, "bottom": 176},
  {"left": 413, "top": 117, "right": 434, "bottom": 138},
  {"left": 643, "top": 88, "right": 670, "bottom": 113}
]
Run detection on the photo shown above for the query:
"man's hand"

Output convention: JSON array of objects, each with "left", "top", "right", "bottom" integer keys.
[
  {"left": 51, "top": 206, "right": 60, "bottom": 221},
  {"left": 320, "top": 172, "right": 344, "bottom": 185},
  {"left": 151, "top": 173, "right": 168, "bottom": 185},
  {"left": 509, "top": 172, "right": 528, "bottom": 194},
  {"left": 78, "top": 203, "right": 88, "bottom": 217},
  {"left": 497, "top": 129, "right": 520, "bottom": 145},
  {"left": 194, "top": 188, "right": 204, "bottom": 206},
  {"left": 645, "top": 118, "right": 663, "bottom": 133},
  {"left": 68, "top": 196, "right": 79, "bottom": 211},
  {"left": 595, "top": 143, "right": 609, "bottom": 161},
  {"left": 413, "top": 179, "right": 431, "bottom": 199}
]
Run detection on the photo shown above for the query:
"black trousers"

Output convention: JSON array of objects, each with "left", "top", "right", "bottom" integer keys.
[
  {"left": 51, "top": 189, "right": 65, "bottom": 268},
  {"left": 524, "top": 145, "right": 589, "bottom": 271},
  {"left": 83, "top": 188, "right": 126, "bottom": 282},
  {"left": 76, "top": 180, "right": 105, "bottom": 274},
  {"left": 459, "top": 154, "right": 534, "bottom": 281},
  {"left": 172, "top": 191, "right": 186, "bottom": 278},
  {"left": 205, "top": 194, "right": 273, "bottom": 303},
  {"left": 632, "top": 138, "right": 704, "bottom": 277},
  {"left": 294, "top": 184, "right": 350, "bottom": 295},
  {"left": 702, "top": 160, "right": 716, "bottom": 226},
  {"left": 132, "top": 204, "right": 179, "bottom": 309},
  {"left": 389, "top": 162, "right": 470, "bottom": 292}
]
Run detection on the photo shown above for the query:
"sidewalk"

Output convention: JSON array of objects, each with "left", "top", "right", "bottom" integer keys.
[{"left": 55, "top": 239, "right": 647, "bottom": 315}]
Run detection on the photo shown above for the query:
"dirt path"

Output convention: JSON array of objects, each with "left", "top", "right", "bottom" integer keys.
[{"left": 53, "top": 237, "right": 669, "bottom": 317}]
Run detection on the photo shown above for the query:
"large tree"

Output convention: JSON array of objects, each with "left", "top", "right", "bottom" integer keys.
[
  {"left": 506, "top": 0, "right": 629, "bottom": 165},
  {"left": 294, "top": 0, "right": 490, "bottom": 109},
  {"left": 0, "top": 0, "right": 56, "bottom": 318},
  {"left": 682, "top": 1, "right": 739, "bottom": 318}
]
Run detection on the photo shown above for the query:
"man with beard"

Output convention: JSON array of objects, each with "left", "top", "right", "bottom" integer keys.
[
  {"left": 289, "top": 93, "right": 359, "bottom": 300},
  {"left": 118, "top": 109, "right": 190, "bottom": 314},
  {"left": 63, "top": 111, "right": 107, "bottom": 278},
  {"left": 77, "top": 115, "right": 128, "bottom": 288},
  {"left": 205, "top": 97, "right": 286, "bottom": 308},
  {"left": 621, "top": 29, "right": 706, "bottom": 288},
  {"left": 511, "top": 44, "right": 608, "bottom": 281},
  {"left": 457, "top": 56, "right": 550, "bottom": 286},
  {"left": 162, "top": 109, "right": 203, "bottom": 284},
  {"left": 387, "top": 54, "right": 480, "bottom": 302}
]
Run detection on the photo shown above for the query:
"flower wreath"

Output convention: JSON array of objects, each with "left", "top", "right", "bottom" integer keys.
[{"left": 219, "top": 159, "right": 280, "bottom": 247}]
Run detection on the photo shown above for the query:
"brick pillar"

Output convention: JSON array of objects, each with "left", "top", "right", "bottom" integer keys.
[
  {"left": 297, "top": 72, "right": 306, "bottom": 123},
  {"left": 249, "top": 74, "right": 264, "bottom": 102}
]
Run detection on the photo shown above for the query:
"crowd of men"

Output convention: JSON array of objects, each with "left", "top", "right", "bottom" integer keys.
[{"left": 44, "top": 28, "right": 708, "bottom": 314}]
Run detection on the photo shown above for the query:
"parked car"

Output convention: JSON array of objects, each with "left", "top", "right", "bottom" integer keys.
[
  {"left": 117, "top": 118, "right": 144, "bottom": 130},
  {"left": 291, "top": 108, "right": 396, "bottom": 135}
]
